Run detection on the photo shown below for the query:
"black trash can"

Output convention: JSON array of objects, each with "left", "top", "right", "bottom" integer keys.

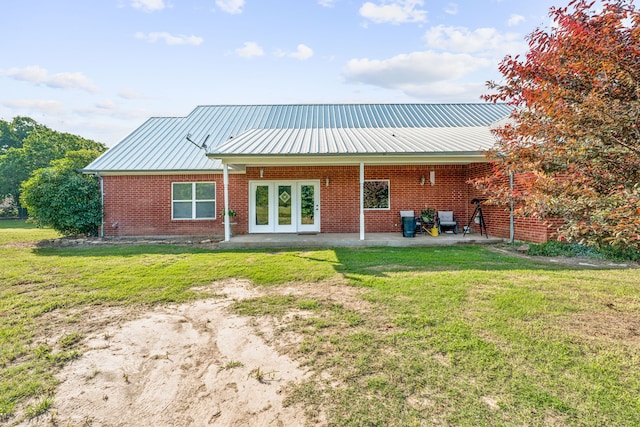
[{"left": 402, "top": 216, "right": 416, "bottom": 237}]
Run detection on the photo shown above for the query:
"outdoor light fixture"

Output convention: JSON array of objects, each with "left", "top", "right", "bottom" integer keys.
[
  {"left": 430, "top": 170, "right": 435, "bottom": 186},
  {"left": 420, "top": 176, "right": 426, "bottom": 186},
  {"left": 325, "top": 176, "right": 330, "bottom": 187},
  {"left": 260, "top": 168, "right": 264, "bottom": 178}
]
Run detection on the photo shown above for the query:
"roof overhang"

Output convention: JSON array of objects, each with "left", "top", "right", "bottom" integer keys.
[
  {"left": 211, "top": 152, "right": 488, "bottom": 167},
  {"left": 207, "top": 126, "right": 497, "bottom": 167},
  {"left": 81, "top": 166, "right": 246, "bottom": 176}
]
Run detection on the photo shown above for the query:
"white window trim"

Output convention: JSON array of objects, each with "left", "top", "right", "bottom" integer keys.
[
  {"left": 363, "top": 179, "right": 390, "bottom": 211},
  {"left": 171, "top": 182, "right": 216, "bottom": 220}
]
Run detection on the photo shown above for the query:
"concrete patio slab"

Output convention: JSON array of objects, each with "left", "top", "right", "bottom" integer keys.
[{"left": 218, "top": 232, "right": 504, "bottom": 249}]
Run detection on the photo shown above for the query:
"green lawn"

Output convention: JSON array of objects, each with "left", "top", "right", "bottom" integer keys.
[{"left": 1, "top": 221, "right": 639, "bottom": 426}]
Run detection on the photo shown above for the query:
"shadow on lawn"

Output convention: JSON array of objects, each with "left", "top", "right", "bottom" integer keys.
[
  {"left": 327, "top": 246, "right": 605, "bottom": 276},
  {"left": 31, "top": 241, "right": 627, "bottom": 274},
  {"left": 31, "top": 243, "right": 217, "bottom": 257}
]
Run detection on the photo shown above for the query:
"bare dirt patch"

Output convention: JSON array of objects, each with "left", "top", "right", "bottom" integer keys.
[
  {"left": 275, "top": 279, "right": 368, "bottom": 312},
  {"left": 565, "top": 311, "right": 640, "bottom": 345},
  {"left": 19, "top": 279, "right": 312, "bottom": 427}
]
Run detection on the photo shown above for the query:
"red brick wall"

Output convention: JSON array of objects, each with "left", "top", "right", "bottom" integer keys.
[
  {"left": 101, "top": 164, "right": 555, "bottom": 241},
  {"left": 465, "top": 163, "right": 556, "bottom": 243},
  {"left": 363, "top": 165, "right": 470, "bottom": 233},
  {"left": 245, "top": 165, "right": 474, "bottom": 233},
  {"left": 102, "top": 174, "right": 241, "bottom": 237}
]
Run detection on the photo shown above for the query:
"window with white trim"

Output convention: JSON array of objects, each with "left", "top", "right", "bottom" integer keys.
[
  {"left": 172, "top": 182, "right": 216, "bottom": 219},
  {"left": 363, "top": 180, "right": 390, "bottom": 210}
]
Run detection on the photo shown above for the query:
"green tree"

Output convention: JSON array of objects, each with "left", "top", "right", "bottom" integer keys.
[
  {"left": 0, "top": 122, "right": 105, "bottom": 214},
  {"left": 20, "top": 150, "right": 103, "bottom": 236},
  {"left": 477, "top": 0, "right": 640, "bottom": 250},
  {"left": 0, "top": 116, "right": 39, "bottom": 152}
]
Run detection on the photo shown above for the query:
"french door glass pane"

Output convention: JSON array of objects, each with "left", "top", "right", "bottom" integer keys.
[
  {"left": 255, "top": 185, "right": 269, "bottom": 226},
  {"left": 278, "top": 185, "right": 292, "bottom": 225},
  {"left": 300, "top": 185, "right": 315, "bottom": 225}
]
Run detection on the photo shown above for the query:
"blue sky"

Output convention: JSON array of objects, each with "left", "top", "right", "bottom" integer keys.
[{"left": 1, "top": 0, "right": 560, "bottom": 146}]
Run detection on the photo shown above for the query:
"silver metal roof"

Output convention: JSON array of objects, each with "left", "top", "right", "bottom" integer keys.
[
  {"left": 210, "top": 127, "right": 499, "bottom": 155},
  {"left": 84, "top": 103, "right": 512, "bottom": 172}
]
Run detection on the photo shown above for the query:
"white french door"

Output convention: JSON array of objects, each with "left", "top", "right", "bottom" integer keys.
[
  {"left": 249, "top": 181, "right": 320, "bottom": 233},
  {"left": 296, "top": 181, "right": 320, "bottom": 233}
]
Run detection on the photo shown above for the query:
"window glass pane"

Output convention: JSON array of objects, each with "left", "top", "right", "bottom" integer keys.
[
  {"left": 363, "top": 180, "right": 389, "bottom": 209},
  {"left": 300, "top": 185, "right": 315, "bottom": 224},
  {"left": 173, "top": 183, "right": 192, "bottom": 201},
  {"left": 195, "top": 201, "right": 215, "bottom": 218},
  {"left": 278, "top": 185, "right": 292, "bottom": 225},
  {"left": 255, "top": 185, "right": 269, "bottom": 226},
  {"left": 173, "top": 201, "right": 192, "bottom": 219},
  {"left": 195, "top": 183, "right": 215, "bottom": 200}
]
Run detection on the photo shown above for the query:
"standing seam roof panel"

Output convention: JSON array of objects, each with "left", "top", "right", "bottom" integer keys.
[
  {"left": 84, "top": 103, "right": 512, "bottom": 172},
  {"left": 407, "top": 104, "right": 429, "bottom": 127}
]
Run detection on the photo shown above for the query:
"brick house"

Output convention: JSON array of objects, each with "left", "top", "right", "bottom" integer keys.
[{"left": 83, "top": 104, "right": 554, "bottom": 243}]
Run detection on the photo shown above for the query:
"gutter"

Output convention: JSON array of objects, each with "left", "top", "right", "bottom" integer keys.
[{"left": 206, "top": 152, "right": 488, "bottom": 166}]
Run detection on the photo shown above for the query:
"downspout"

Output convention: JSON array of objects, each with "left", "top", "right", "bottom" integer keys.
[
  {"left": 95, "top": 173, "right": 104, "bottom": 238},
  {"left": 509, "top": 171, "right": 514, "bottom": 244},
  {"left": 359, "top": 162, "right": 365, "bottom": 241},
  {"left": 223, "top": 163, "right": 230, "bottom": 242}
]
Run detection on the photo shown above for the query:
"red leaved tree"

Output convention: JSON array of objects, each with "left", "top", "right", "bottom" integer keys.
[{"left": 477, "top": 0, "right": 640, "bottom": 250}]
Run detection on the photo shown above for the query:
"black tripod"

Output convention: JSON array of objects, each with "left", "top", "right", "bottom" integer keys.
[{"left": 464, "top": 198, "right": 488, "bottom": 238}]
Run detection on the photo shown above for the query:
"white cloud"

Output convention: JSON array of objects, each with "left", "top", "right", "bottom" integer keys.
[
  {"left": 318, "top": 0, "right": 337, "bottom": 7},
  {"left": 131, "top": 0, "right": 166, "bottom": 12},
  {"left": 344, "top": 51, "right": 489, "bottom": 88},
  {"left": 117, "top": 88, "right": 147, "bottom": 100},
  {"left": 2, "top": 66, "right": 99, "bottom": 93},
  {"left": 1, "top": 99, "right": 66, "bottom": 115},
  {"left": 341, "top": 35, "right": 501, "bottom": 101},
  {"left": 423, "top": 25, "right": 524, "bottom": 55},
  {"left": 444, "top": 2, "right": 458, "bottom": 15},
  {"left": 95, "top": 100, "right": 117, "bottom": 110},
  {"left": 397, "top": 80, "right": 488, "bottom": 99},
  {"left": 507, "top": 14, "right": 525, "bottom": 27},
  {"left": 216, "top": 0, "right": 245, "bottom": 14},
  {"left": 279, "top": 44, "right": 314, "bottom": 60},
  {"left": 235, "top": 42, "right": 265, "bottom": 58},
  {"left": 74, "top": 104, "right": 152, "bottom": 121},
  {"left": 359, "top": 0, "right": 427, "bottom": 24},
  {"left": 342, "top": 23, "right": 531, "bottom": 100},
  {"left": 134, "top": 32, "right": 203, "bottom": 46}
]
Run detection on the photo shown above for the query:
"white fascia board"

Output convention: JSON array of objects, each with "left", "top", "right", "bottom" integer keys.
[
  {"left": 87, "top": 169, "right": 236, "bottom": 176},
  {"left": 208, "top": 153, "right": 488, "bottom": 166},
  {"left": 82, "top": 166, "right": 247, "bottom": 176}
]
